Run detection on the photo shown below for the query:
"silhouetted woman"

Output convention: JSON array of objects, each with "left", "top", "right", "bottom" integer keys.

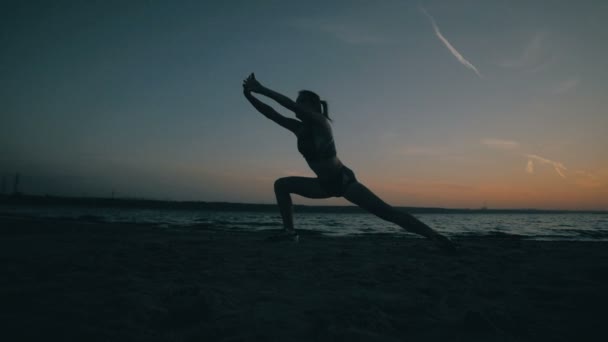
[{"left": 243, "top": 73, "right": 454, "bottom": 250}]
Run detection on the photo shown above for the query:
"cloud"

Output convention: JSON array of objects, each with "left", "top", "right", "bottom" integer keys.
[
  {"left": 290, "top": 17, "right": 392, "bottom": 45},
  {"left": 481, "top": 138, "right": 520, "bottom": 150},
  {"left": 498, "top": 31, "right": 551, "bottom": 70},
  {"left": 420, "top": 7, "right": 482, "bottom": 78},
  {"left": 400, "top": 146, "right": 443, "bottom": 157},
  {"left": 499, "top": 32, "right": 543, "bottom": 68},
  {"left": 526, "top": 154, "right": 567, "bottom": 178},
  {"left": 551, "top": 77, "right": 580, "bottom": 94},
  {"left": 398, "top": 145, "right": 466, "bottom": 162},
  {"left": 574, "top": 170, "right": 604, "bottom": 188},
  {"left": 394, "top": 178, "right": 474, "bottom": 191},
  {"left": 480, "top": 140, "right": 569, "bottom": 179},
  {"left": 526, "top": 159, "right": 534, "bottom": 174}
]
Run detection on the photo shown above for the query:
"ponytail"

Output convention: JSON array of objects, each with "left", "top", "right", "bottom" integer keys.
[
  {"left": 299, "top": 90, "right": 332, "bottom": 122},
  {"left": 320, "top": 100, "right": 332, "bottom": 122}
]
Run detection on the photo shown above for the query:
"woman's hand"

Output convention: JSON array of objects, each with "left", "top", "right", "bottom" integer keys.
[{"left": 242, "top": 73, "right": 264, "bottom": 93}]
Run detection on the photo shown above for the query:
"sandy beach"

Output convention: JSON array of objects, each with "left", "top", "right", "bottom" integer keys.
[{"left": 1, "top": 215, "right": 607, "bottom": 341}]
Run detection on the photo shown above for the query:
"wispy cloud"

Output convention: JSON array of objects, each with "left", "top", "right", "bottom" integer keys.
[
  {"left": 481, "top": 138, "right": 520, "bottom": 150},
  {"left": 400, "top": 146, "right": 443, "bottom": 157},
  {"left": 526, "top": 154, "right": 567, "bottom": 178},
  {"left": 498, "top": 31, "right": 552, "bottom": 72},
  {"left": 420, "top": 7, "right": 482, "bottom": 78},
  {"left": 526, "top": 159, "right": 534, "bottom": 174},
  {"left": 398, "top": 145, "right": 466, "bottom": 162},
  {"left": 480, "top": 139, "right": 569, "bottom": 179},
  {"left": 290, "top": 18, "right": 392, "bottom": 45},
  {"left": 394, "top": 178, "right": 474, "bottom": 192},
  {"left": 574, "top": 170, "right": 604, "bottom": 188},
  {"left": 481, "top": 141, "right": 605, "bottom": 190},
  {"left": 551, "top": 77, "right": 580, "bottom": 94}
]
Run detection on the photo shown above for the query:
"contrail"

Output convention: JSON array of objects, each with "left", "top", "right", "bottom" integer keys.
[
  {"left": 481, "top": 138, "right": 519, "bottom": 150},
  {"left": 526, "top": 154, "right": 567, "bottom": 178},
  {"left": 526, "top": 160, "right": 534, "bottom": 174},
  {"left": 420, "top": 7, "right": 482, "bottom": 78},
  {"left": 480, "top": 139, "right": 569, "bottom": 179}
]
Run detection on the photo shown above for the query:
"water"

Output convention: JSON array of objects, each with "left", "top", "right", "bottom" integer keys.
[{"left": 1, "top": 205, "right": 607, "bottom": 241}]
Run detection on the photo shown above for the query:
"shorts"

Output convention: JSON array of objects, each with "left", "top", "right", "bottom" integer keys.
[{"left": 318, "top": 165, "right": 357, "bottom": 197}]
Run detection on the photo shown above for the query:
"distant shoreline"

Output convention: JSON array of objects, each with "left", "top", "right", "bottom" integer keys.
[{"left": 0, "top": 194, "right": 605, "bottom": 214}]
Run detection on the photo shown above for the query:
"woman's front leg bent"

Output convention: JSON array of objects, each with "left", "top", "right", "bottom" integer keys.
[{"left": 274, "top": 177, "right": 332, "bottom": 232}]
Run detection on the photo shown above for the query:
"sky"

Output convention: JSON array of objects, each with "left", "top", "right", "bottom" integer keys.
[{"left": 1, "top": 0, "right": 607, "bottom": 210}]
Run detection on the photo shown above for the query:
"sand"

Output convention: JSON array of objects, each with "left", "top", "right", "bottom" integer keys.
[{"left": 1, "top": 215, "right": 607, "bottom": 341}]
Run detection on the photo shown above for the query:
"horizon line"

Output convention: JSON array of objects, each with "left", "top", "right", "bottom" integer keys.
[{"left": 1, "top": 193, "right": 606, "bottom": 213}]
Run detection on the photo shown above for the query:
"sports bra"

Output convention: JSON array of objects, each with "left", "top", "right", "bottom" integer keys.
[{"left": 297, "top": 122, "right": 337, "bottom": 162}]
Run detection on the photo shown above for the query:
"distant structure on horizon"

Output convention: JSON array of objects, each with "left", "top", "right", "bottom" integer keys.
[{"left": 480, "top": 201, "right": 488, "bottom": 211}]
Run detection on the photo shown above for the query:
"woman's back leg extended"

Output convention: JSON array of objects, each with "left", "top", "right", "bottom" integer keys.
[{"left": 342, "top": 181, "right": 441, "bottom": 239}]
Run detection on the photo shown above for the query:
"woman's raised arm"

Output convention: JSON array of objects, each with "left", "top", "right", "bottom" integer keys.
[
  {"left": 243, "top": 87, "right": 300, "bottom": 134},
  {"left": 243, "top": 73, "right": 325, "bottom": 123}
]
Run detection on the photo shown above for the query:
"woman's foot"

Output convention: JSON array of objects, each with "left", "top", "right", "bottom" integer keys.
[{"left": 265, "top": 230, "right": 299, "bottom": 243}]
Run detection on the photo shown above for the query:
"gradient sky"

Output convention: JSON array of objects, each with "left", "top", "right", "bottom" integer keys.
[{"left": 1, "top": 0, "right": 607, "bottom": 209}]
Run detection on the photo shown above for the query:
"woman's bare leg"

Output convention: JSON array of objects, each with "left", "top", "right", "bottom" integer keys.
[
  {"left": 343, "top": 181, "right": 451, "bottom": 244},
  {"left": 274, "top": 177, "right": 332, "bottom": 233}
]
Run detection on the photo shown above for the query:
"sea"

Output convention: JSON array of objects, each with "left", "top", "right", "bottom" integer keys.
[{"left": 2, "top": 205, "right": 607, "bottom": 241}]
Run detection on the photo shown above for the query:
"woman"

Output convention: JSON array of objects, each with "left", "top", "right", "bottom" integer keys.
[{"left": 242, "top": 73, "right": 454, "bottom": 250}]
